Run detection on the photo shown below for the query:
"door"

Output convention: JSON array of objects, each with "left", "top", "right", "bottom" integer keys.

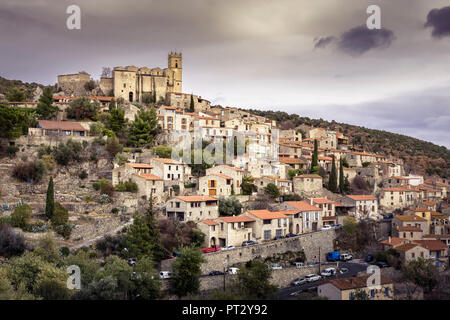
[{"left": 209, "top": 189, "right": 216, "bottom": 196}]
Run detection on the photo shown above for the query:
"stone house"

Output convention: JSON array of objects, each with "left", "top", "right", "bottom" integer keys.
[
  {"left": 254, "top": 176, "right": 292, "bottom": 195},
  {"left": 345, "top": 195, "right": 379, "bottom": 221},
  {"left": 392, "top": 215, "right": 428, "bottom": 236},
  {"left": 112, "top": 163, "right": 153, "bottom": 186},
  {"left": 281, "top": 201, "right": 323, "bottom": 233},
  {"left": 198, "top": 173, "right": 233, "bottom": 197},
  {"left": 317, "top": 275, "right": 394, "bottom": 300},
  {"left": 414, "top": 240, "right": 448, "bottom": 267},
  {"left": 206, "top": 165, "right": 244, "bottom": 194},
  {"left": 279, "top": 157, "right": 307, "bottom": 171},
  {"left": 149, "top": 157, "right": 191, "bottom": 182},
  {"left": 379, "top": 187, "right": 419, "bottom": 211},
  {"left": 307, "top": 198, "right": 337, "bottom": 226},
  {"left": 406, "top": 208, "right": 449, "bottom": 234},
  {"left": 157, "top": 105, "right": 193, "bottom": 131},
  {"left": 29, "top": 120, "right": 89, "bottom": 137},
  {"left": 292, "top": 174, "right": 323, "bottom": 197},
  {"left": 243, "top": 210, "right": 289, "bottom": 241},
  {"left": 198, "top": 216, "right": 256, "bottom": 248},
  {"left": 394, "top": 243, "right": 431, "bottom": 265},
  {"left": 131, "top": 173, "right": 164, "bottom": 204},
  {"left": 279, "top": 129, "right": 302, "bottom": 142},
  {"left": 165, "top": 196, "right": 218, "bottom": 222}
]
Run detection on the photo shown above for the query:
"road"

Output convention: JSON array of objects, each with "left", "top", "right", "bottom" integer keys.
[{"left": 276, "top": 260, "right": 369, "bottom": 300}]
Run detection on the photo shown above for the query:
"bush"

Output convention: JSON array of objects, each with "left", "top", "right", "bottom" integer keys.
[
  {"left": 12, "top": 161, "right": 45, "bottom": 182},
  {"left": 53, "top": 139, "right": 82, "bottom": 166},
  {"left": 114, "top": 181, "right": 138, "bottom": 193},
  {"left": 78, "top": 170, "right": 88, "bottom": 180},
  {"left": 184, "top": 183, "right": 196, "bottom": 189},
  {"left": 114, "top": 153, "right": 128, "bottom": 166},
  {"left": 60, "top": 246, "right": 70, "bottom": 257},
  {"left": 93, "top": 178, "right": 110, "bottom": 191},
  {"left": 6, "top": 145, "right": 19, "bottom": 157},
  {"left": 0, "top": 224, "right": 27, "bottom": 258},
  {"left": 10, "top": 204, "right": 32, "bottom": 229},
  {"left": 111, "top": 208, "right": 119, "bottom": 214},
  {"left": 89, "top": 122, "right": 105, "bottom": 136},
  {"left": 55, "top": 224, "right": 72, "bottom": 239},
  {"left": 52, "top": 202, "right": 69, "bottom": 226},
  {"left": 84, "top": 80, "right": 96, "bottom": 91},
  {"left": 41, "top": 154, "right": 56, "bottom": 171},
  {"left": 100, "top": 184, "right": 115, "bottom": 198}
]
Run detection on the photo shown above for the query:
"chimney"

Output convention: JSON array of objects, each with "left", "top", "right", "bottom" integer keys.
[{"left": 388, "top": 236, "right": 391, "bottom": 243}]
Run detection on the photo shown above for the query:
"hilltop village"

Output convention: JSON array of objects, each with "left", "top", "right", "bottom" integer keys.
[{"left": 0, "top": 52, "right": 449, "bottom": 300}]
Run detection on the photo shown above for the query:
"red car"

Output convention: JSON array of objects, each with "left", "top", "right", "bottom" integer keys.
[{"left": 202, "top": 245, "right": 221, "bottom": 253}]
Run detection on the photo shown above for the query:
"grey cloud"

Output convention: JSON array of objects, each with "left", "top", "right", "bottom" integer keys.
[
  {"left": 425, "top": 6, "right": 450, "bottom": 38},
  {"left": 337, "top": 25, "right": 395, "bottom": 56},
  {"left": 313, "top": 36, "right": 335, "bottom": 49}
]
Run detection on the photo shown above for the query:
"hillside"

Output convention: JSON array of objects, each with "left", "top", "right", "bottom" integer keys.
[
  {"left": 0, "top": 76, "right": 52, "bottom": 101},
  {"left": 246, "top": 108, "right": 450, "bottom": 178}
]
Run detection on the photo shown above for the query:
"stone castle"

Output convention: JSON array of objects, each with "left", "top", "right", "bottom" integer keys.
[{"left": 57, "top": 52, "right": 183, "bottom": 103}]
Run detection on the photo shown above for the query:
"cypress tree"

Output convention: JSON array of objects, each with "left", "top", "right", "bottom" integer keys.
[
  {"left": 45, "top": 176, "right": 55, "bottom": 219},
  {"left": 145, "top": 195, "right": 165, "bottom": 262},
  {"left": 328, "top": 155, "right": 338, "bottom": 192},
  {"left": 36, "top": 87, "right": 57, "bottom": 120},
  {"left": 189, "top": 94, "right": 195, "bottom": 112},
  {"left": 339, "top": 158, "right": 345, "bottom": 194},
  {"left": 310, "top": 139, "right": 319, "bottom": 174}
]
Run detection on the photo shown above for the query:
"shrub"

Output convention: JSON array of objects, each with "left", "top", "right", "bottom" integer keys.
[
  {"left": 114, "top": 153, "right": 128, "bottom": 166},
  {"left": 12, "top": 161, "right": 45, "bottom": 182},
  {"left": 93, "top": 178, "right": 110, "bottom": 191},
  {"left": 55, "top": 224, "right": 72, "bottom": 239},
  {"left": 60, "top": 246, "right": 70, "bottom": 257},
  {"left": 84, "top": 80, "right": 96, "bottom": 91},
  {"left": 52, "top": 202, "right": 69, "bottom": 226},
  {"left": 6, "top": 145, "right": 19, "bottom": 157},
  {"left": 114, "top": 181, "right": 138, "bottom": 192},
  {"left": 52, "top": 139, "right": 82, "bottom": 166},
  {"left": 89, "top": 122, "right": 105, "bottom": 136},
  {"left": 100, "top": 184, "right": 114, "bottom": 198},
  {"left": 184, "top": 183, "right": 196, "bottom": 189},
  {"left": 41, "top": 154, "right": 57, "bottom": 170},
  {"left": 111, "top": 208, "right": 119, "bottom": 214},
  {"left": 10, "top": 204, "right": 32, "bottom": 229},
  {"left": 0, "top": 224, "right": 27, "bottom": 258},
  {"left": 78, "top": 170, "right": 88, "bottom": 180}
]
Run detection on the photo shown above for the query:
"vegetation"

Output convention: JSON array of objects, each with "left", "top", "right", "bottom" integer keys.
[
  {"left": 264, "top": 183, "right": 280, "bottom": 199},
  {"left": 45, "top": 177, "right": 55, "bottom": 220},
  {"left": 10, "top": 204, "right": 32, "bottom": 229},
  {"left": 127, "top": 109, "right": 158, "bottom": 147},
  {"left": 6, "top": 87, "right": 26, "bottom": 102},
  {"left": 66, "top": 97, "right": 99, "bottom": 120},
  {"left": 218, "top": 197, "right": 242, "bottom": 216},
  {"left": 328, "top": 155, "right": 338, "bottom": 192},
  {"left": 402, "top": 258, "right": 439, "bottom": 293},
  {"left": 237, "top": 260, "right": 277, "bottom": 299},
  {"left": 36, "top": 87, "right": 58, "bottom": 120},
  {"left": 0, "top": 104, "right": 35, "bottom": 139},
  {"left": 310, "top": 139, "right": 319, "bottom": 174},
  {"left": 114, "top": 181, "right": 138, "bottom": 192},
  {"left": 12, "top": 160, "right": 46, "bottom": 182}
]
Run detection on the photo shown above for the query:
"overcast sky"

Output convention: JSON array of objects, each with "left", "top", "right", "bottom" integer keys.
[{"left": 1, "top": 0, "right": 449, "bottom": 147}]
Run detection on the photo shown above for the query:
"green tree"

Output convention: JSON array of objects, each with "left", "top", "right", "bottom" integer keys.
[
  {"left": 310, "top": 139, "right": 319, "bottom": 174},
  {"left": 169, "top": 246, "right": 205, "bottom": 298},
  {"left": 0, "top": 105, "right": 29, "bottom": 139},
  {"left": 45, "top": 176, "right": 55, "bottom": 220},
  {"left": 218, "top": 197, "right": 242, "bottom": 216},
  {"left": 128, "top": 108, "right": 158, "bottom": 147},
  {"left": 352, "top": 288, "right": 369, "bottom": 300},
  {"left": 402, "top": 257, "right": 439, "bottom": 293},
  {"left": 264, "top": 183, "right": 280, "bottom": 199},
  {"left": 241, "top": 175, "right": 256, "bottom": 195},
  {"left": 121, "top": 215, "right": 152, "bottom": 259},
  {"left": 343, "top": 175, "right": 351, "bottom": 193},
  {"left": 132, "top": 255, "right": 161, "bottom": 299},
  {"left": 36, "top": 87, "right": 58, "bottom": 120},
  {"left": 106, "top": 135, "right": 123, "bottom": 157},
  {"left": 11, "top": 204, "right": 32, "bottom": 229},
  {"left": 66, "top": 97, "right": 99, "bottom": 120},
  {"left": 144, "top": 197, "right": 166, "bottom": 262},
  {"left": 108, "top": 106, "right": 126, "bottom": 134},
  {"left": 152, "top": 145, "right": 172, "bottom": 158},
  {"left": 6, "top": 87, "right": 26, "bottom": 102},
  {"left": 339, "top": 159, "right": 345, "bottom": 194},
  {"left": 94, "top": 255, "right": 134, "bottom": 299},
  {"left": 328, "top": 155, "right": 338, "bottom": 193},
  {"left": 237, "top": 260, "right": 277, "bottom": 299},
  {"left": 189, "top": 94, "right": 195, "bottom": 112},
  {"left": 52, "top": 202, "right": 68, "bottom": 226}
]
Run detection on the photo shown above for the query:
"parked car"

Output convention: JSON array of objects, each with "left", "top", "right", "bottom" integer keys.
[
  {"left": 293, "top": 262, "right": 304, "bottom": 268},
  {"left": 242, "top": 240, "right": 258, "bottom": 246},
  {"left": 339, "top": 267, "right": 349, "bottom": 274},
  {"left": 321, "top": 225, "right": 332, "bottom": 231},
  {"left": 202, "top": 245, "right": 221, "bottom": 253},
  {"left": 321, "top": 267, "right": 337, "bottom": 277},
  {"left": 209, "top": 270, "right": 224, "bottom": 276},
  {"left": 291, "top": 277, "right": 308, "bottom": 286},
  {"left": 227, "top": 267, "right": 239, "bottom": 274},
  {"left": 305, "top": 274, "right": 322, "bottom": 282},
  {"left": 159, "top": 271, "right": 172, "bottom": 279},
  {"left": 222, "top": 245, "right": 235, "bottom": 251},
  {"left": 375, "top": 261, "right": 389, "bottom": 268},
  {"left": 274, "top": 235, "right": 285, "bottom": 240},
  {"left": 267, "top": 263, "right": 282, "bottom": 270},
  {"left": 127, "top": 258, "right": 136, "bottom": 266},
  {"left": 332, "top": 224, "right": 343, "bottom": 229},
  {"left": 285, "top": 233, "right": 297, "bottom": 238},
  {"left": 307, "top": 261, "right": 319, "bottom": 267},
  {"left": 340, "top": 253, "right": 353, "bottom": 261},
  {"left": 383, "top": 213, "right": 393, "bottom": 220},
  {"left": 365, "top": 254, "right": 374, "bottom": 263}
]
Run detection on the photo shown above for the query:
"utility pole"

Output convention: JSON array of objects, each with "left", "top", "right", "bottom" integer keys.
[{"left": 318, "top": 247, "right": 321, "bottom": 274}]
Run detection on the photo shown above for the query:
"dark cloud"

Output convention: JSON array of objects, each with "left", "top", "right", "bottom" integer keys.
[
  {"left": 313, "top": 36, "right": 335, "bottom": 49},
  {"left": 425, "top": 6, "right": 450, "bottom": 38},
  {"left": 337, "top": 25, "right": 395, "bottom": 56}
]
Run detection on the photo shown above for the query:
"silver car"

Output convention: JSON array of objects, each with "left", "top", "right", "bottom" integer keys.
[
  {"left": 291, "top": 277, "right": 308, "bottom": 286},
  {"left": 305, "top": 274, "right": 322, "bottom": 282}
]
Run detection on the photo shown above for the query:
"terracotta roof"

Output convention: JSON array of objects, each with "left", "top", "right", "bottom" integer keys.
[
  {"left": 279, "top": 210, "right": 301, "bottom": 215},
  {"left": 423, "top": 234, "right": 450, "bottom": 239},
  {"left": 327, "top": 275, "right": 393, "bottom": 291},
  {"left": 395, "top": 215, "right": 427, "bottom": 222},
  {"left": 218, "top": 216, "right": 256, "bottom": 223},
  {"left": 397, "top": 226, "right": 422, "bottom": 232},
  {"left": 127, "top": 163, "right": 153, "bottom": 169},
  {"left": 311, "top": 198, "right": 335, "bottom": 204},
  {"left": 279, "top": 157, "right": 304, "bottom": 164},
  {"left": 346, "top": 195, "right": 377, "bottom": 201},
  {"left": 294, "top": 174, "right": 322, "bottom": 179},
  {"left": 216, "top": 165, "right": 244, "bottom": 172},
  {"left": 200, "top": 219, "right": 219, "bottom": 226},
  {"left": 211, "top": 173, "right": 233, "bottom": 180},
  {"left": 394, "top": 243, "right": 419, "bottom": 252},
  {"left": 423, "top": 201, "right": 437, "bottom": 206},
  {"left": 383, "top": 187, "right": 416, "bottom": 192},
  {"left": 415, "top": 240, "right": 447, "bottom": 251},
  {"left": 38, "top": 120, "right": 86, "bottom": 131},
  {"left": 175, "top": 196, "right": 217, "bottom": 202},
  {"left": 151, "top": 157, "right": 181, "bottom": 164},
  {"left": 380, "top": 237, "right": 406, "bottom": 246},
  {"left": 135, "top": 174, "right": 162, "bottom": 180},
  {"left": 285, "top": 201, "right": 321, "bottom": 212},
  {"left": 246, "top": 210, "right": 287, "bottom": 220}
]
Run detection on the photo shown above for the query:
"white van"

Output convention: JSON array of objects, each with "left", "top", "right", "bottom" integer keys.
[
  {"left": 227, "top": 267, "right": 239, "bottom": 274},
  {"left": 320, "top": 267, "right": 336, "bottom": 277},
  {"left": 159, "top": 271, "right": 172, "bottom": 279}
]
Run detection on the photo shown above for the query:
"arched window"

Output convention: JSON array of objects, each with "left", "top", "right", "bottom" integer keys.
[{"left": 129, "top": 91, "right": 133, "bottom": 102}]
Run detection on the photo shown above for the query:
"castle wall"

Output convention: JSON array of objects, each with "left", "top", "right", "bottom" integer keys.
[
  {"left": 57, "top": 72, "right": 91, "bottom": 95},
  {"left": 99, "top": 77, "right": 113, "bottom": 96}
]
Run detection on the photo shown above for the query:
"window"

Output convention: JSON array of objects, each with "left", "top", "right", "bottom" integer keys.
[
  {"left": 349, "top": 292, "right": 354, "bottom": 300},
  {"left": 264, "top": 230, "right": 271, "bottom": 240},
  {"left": 370, "top": 289, "right": 375, "bottom": 298},
  {"left": 385, "top": 287, "right": 389, "bottom": 297}
]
